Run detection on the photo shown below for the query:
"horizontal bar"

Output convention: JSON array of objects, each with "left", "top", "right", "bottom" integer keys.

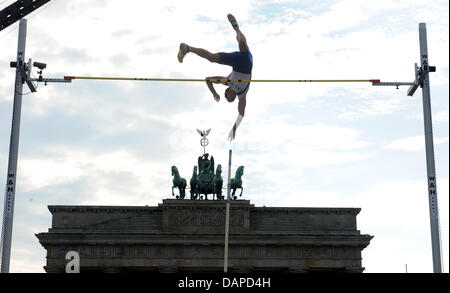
[
  {"left": 64, "top": 76, "right": 380, "bottom": 83},
  {"left": 29, "top": 78, "right": 72, "bottom": 83},
  {"left": 372, "top": 82, "right": 417, "bottom": 86}
]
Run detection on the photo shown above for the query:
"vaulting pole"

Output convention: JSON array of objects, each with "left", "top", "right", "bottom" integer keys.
[
  {"left": 224, "top": 149, "right": 232, "bottom": 273},
  {"left": 1, "top": 19, "right": 27, "bottom": 274}
]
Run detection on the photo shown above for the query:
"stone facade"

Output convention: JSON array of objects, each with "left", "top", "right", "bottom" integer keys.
[{"left": 36, "top": 200, "right": 373, "bottom": 273}]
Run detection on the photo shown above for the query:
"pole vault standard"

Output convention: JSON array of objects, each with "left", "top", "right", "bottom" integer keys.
[
  {"left": 0, "top": 19, "right": 27, "bottom": 274},
  {"left": 372, "top": 23, "right": 442, "bottom": 273},
  {"left": 0, "top": 19, "right": 68, "bottom": 273},
  {"left": 417, "top": 23, "right": 442, "bottom": 273}
]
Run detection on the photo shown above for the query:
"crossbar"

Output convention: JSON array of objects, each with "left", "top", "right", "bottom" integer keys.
[
  {"left": 64, "top": 76, "right": 381, "bottom": 83},
  {"left": 372, "top": 82, "right": 416, "bottom": 86}
]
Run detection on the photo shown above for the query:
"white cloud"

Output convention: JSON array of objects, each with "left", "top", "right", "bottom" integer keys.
[
  {"left": 434, "top": 110, "right": 449, "bottom": 122},
  {"left": 383, "top": 135, "right": 449, "bottom": 151},
  {"left": 20, "top": 154, "right": 84, "bottom": 191}
]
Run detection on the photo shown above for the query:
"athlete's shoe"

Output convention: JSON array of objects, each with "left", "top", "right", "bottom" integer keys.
[
  {"left": 178, "top": 43, "right": 189, "bottom": 63},
  {"left": 227, "top": 14, "right": 239, "bottom": 29}
]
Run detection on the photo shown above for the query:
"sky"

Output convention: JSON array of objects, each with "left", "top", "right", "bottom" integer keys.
[{"left": 0, "top": 0, "right": 448, "bottom": 273}]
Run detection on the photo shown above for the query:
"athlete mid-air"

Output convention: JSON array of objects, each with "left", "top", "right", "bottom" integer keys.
[{"left": 177, "top": 14, "right": 253, "bottom": 142}]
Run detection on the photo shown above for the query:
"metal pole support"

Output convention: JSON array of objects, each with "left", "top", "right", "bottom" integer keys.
[
  {"left": 1, "top": 19, "right": 27, "bottom": 274},
  {"left": 418, "top": 23, "right": 442, "bottom": 273}
]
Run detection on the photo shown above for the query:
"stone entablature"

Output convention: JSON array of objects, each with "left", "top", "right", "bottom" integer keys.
[
  {"left": 36, "top": 200, "right": 372, "bottom": 273},
  {"left": 162, "top": 200, "right": 251, "bottom": 233}
]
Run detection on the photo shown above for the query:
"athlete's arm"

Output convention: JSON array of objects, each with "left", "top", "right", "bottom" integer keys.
[
  {"left": 228, "top": 97, "right": 246, "bottom": 141},
  {"left": 206, "top": 76, "right": 226, "bottom": 102},
  {"left": 238, "top": 96, "right": 246, "bottom": 116}
]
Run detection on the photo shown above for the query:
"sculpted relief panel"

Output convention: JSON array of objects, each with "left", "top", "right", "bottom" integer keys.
[{"left": 166, "top": 208, "right": 245, "bottom": 228}]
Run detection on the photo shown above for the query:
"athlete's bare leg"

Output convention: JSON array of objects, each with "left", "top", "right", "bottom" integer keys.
[
  {"left": 178, "top": 15, "right": 249, "bottom": 64},
  {"left": 234, "top": 28, "right": 249, "bottom": 53},
  {"left": 187, "top": 46, "right": 220, "bottom": 63},
  {"left": 227, "top": 14, "right": 249, "bottom": 52}
]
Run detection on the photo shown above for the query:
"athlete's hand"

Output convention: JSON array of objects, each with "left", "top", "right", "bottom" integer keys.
[
  {"left": 214, "top": 93, "right": 220, "bottom": 102},
  {"left": 228, "top": 126, "right": 236, "bottom": 142}
]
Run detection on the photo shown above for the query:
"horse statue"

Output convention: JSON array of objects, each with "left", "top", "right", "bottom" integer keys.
[
  {"left": 213, "top": 164, "right": 224, "bottom": 200},
  {"left": 230, "top": 166, "right": 244, "bottom": 200},
  {"left": 171, "top": 166, "right": 186, "bottom": 199},
  {"left": 190, "top": 166, "right": 199, "bottom": 200}
]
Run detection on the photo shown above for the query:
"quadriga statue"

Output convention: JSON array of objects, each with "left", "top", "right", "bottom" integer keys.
[{"left": 170, "top": 129, "right": 244, "bottom": 200}]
